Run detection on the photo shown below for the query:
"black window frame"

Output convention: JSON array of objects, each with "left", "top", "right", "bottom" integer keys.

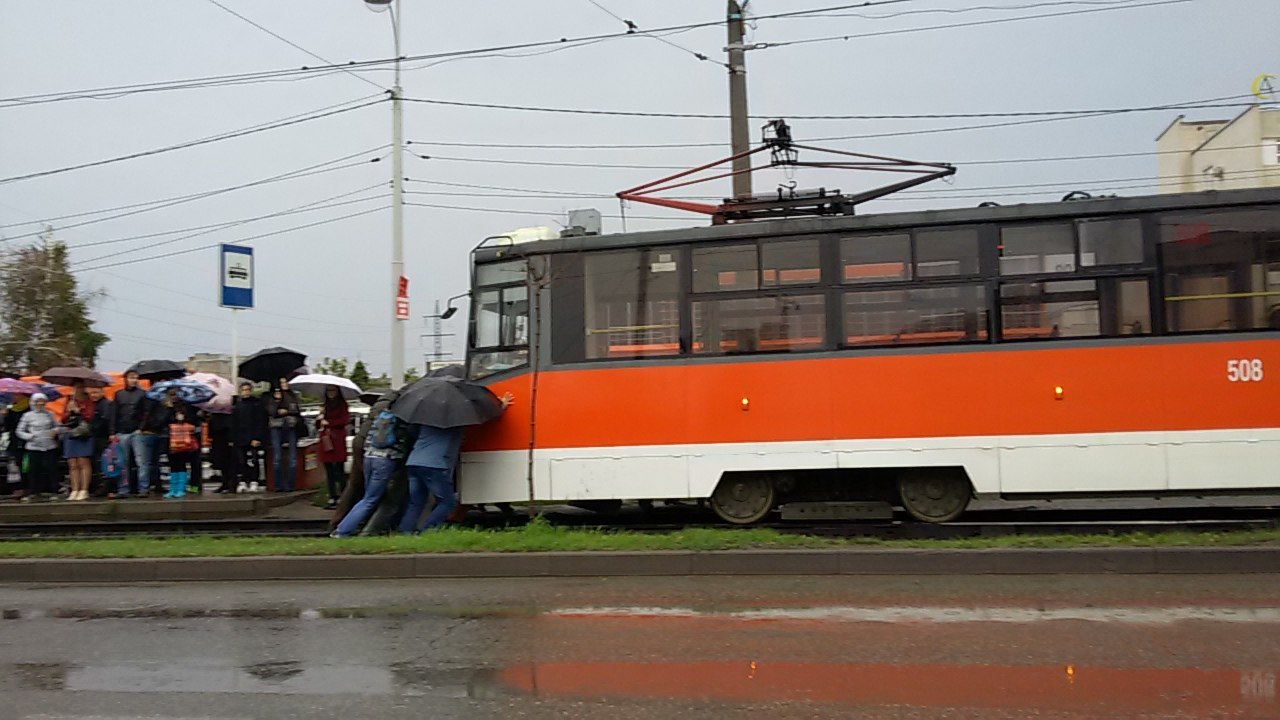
[{"left": 467, "top": 259, "right": 531, "bottom": 380}]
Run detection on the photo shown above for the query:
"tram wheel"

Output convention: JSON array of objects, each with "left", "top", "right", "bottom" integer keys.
[
  {"left": 897, "top": 469, "right": 971, "bottom": 523},
  {"left": 710, "top": 473, "right": 775, "bottom": 525}
]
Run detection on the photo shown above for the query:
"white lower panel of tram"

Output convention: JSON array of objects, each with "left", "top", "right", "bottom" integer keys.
[{"left": 456, "top": 428, "right": 1280, "bottom": 505}]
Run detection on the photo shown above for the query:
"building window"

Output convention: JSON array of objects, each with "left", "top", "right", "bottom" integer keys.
[
  {"left": 583, "top": 249, "right": 681, "bottom": 359},
  {"left": 1158, "top": 208, "right": 1280, "bottom": 332},
  {"left": 844, "top": 284, "right": 989, "bottom": 346},
  {"left": 1000, "top": 280, "right": 1100, "bottom": 339},
  {"left": 999, "top": 224, "right": 1076, "bottom": 275},
  {"left": 693, "top": 294, "right": 825, "bottom": 354},
  {"left": 916, "top": 227, "right": 980, "bottom": 277},
  {"left": 1079, "top": 217, "right": 1144, "bottom": 266},
  {"left": 841, "top": 233, "right": 911, "bottom": 284}
]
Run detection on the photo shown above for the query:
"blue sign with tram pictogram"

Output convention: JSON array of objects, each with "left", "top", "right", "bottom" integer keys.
[{"left": 220, "top": 244, "right": 254, "bottom": 309}]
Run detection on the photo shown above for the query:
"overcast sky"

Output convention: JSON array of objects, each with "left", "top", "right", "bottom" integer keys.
[{"left": 0, "top": 0, "right": 1273, "bottom": 374}]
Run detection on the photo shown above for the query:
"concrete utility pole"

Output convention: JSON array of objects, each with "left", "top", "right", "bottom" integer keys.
[
  {"left": 389, "top": 0, "right": 406, "bottom": 389},
  {"left": 727, "top": 0, "right": 752, "bottom": 199}
]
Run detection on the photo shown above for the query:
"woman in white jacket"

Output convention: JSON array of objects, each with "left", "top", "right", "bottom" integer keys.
[{"left": 15, "top": 393, "right": 59, "bottom": 501}]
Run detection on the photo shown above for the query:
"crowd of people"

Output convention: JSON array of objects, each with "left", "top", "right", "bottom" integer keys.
[{"left": 0, "top": 371, "right": 354, "bottom": 508}]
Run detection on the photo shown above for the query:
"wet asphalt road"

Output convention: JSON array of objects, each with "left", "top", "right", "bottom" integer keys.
[{"left": 1, "top": 575, "right": 1278, "bottom": 719}]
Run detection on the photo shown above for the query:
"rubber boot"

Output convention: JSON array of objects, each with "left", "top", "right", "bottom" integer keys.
[{"left": 168, "top": 472, "right": 187, "bottom": 499}]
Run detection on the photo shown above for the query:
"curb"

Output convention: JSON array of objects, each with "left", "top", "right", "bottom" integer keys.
[{"left": 0, "top": 547, "right": 1277, "bottom": 583}]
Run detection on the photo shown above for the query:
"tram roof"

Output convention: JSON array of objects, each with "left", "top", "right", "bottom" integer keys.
[{"left": 474, "top": 186, "right": 1280, "bottom": 262}]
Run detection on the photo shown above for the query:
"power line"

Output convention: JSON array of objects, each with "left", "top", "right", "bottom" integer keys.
[
  {"left": 74, "top": 205, "right": 388, "bottom": 272},
  {"left": 71, "top": 187, "right": 389, "bottom": 266},
  {"left": 0, "top": 95, "right": 384, "bottom": 185},
  {"left": 0, "top": 1, "right": 921, "bottom": 108},
  {"left": 405, "top": 201, "right": 689, "bottom": 222},
  {"left": 414, "top": 154, "right": 687, "bottom": 170},
  {"left": 584, "top": 0, "right": 722, "bottom": 66},
  {"left": 763, "top": 0, "right": 1191, "bottom": 49},
  {"left": 0, "top": 146, "right": 388, "bottom": 237},
  {"left": 803, "top": 0, "right": 1158, "bottom": 19},
  {"left": 401, "top": 95, "right": 1252, "bottom": 121},
  {"left": 203, "top": 0, "right": 384, "bottom": 91}
]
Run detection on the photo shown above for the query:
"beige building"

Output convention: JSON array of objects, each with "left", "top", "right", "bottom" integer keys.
[{"left": 1156, "top": 105, "right": 1280, "bottom": 193}]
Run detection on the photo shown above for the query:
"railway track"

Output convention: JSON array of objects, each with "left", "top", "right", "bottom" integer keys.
[{"left": 0, "top": 505, "right": 1275, "bottom": 540}]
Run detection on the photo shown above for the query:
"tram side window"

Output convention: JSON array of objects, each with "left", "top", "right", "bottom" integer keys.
[
  {"left": 841, "top": 233, "right": 911, "bottom": 284},
  {"left": 999, "top": 224, "right": 1076, "bottom": 275},
  {"left": 761, "top": 239, "right": 821, "bottom": 286},
  {"left": 1159, "top": 208, "right": 1280, "bottom": 332},
  {"left": 693, "top": 244, "right": 758, "bottom": 293},
  {"left": 843, "top": 284, "right": 989, "bottom": 346},
  {"left": 1000, "top": 280, "right": 1100, "bottom": 339},
  {"left": 583, "top": 249, "right": 681, "bottom": 360},
  {"left": 1079, "top": 217, "right": 1144, "bottom": 266},
  {"left": 916, "top": 227, "right": 980, "bottom": 277},
  {"left": 693, "top": 295, "right": 825, "bottom": 354}
]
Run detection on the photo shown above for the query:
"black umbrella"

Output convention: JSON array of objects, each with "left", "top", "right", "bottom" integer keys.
[
  {"left": 389, "top": 376, "right": 502, "bottom": 429},
  {"left": 127, "top": 359, "right": 188, "bottom": 381},
  {"left": 428, "top": 364, "right": 465, "bottom": 379},
  {"left": 238, "top": 347, "right": 307, "bottom": 384}
]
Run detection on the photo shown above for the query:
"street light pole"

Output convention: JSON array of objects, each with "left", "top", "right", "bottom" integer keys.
[{"left": 389, "top": 0, "right": 406, "bottom": 389}]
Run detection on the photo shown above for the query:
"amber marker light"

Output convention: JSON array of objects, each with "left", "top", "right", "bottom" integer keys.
[
  {"left": 1054, "top": 385, "right": 1065, "bottom": 400},
  {"left": 741, "top": 397, "right": 750, "bottom": 411}
]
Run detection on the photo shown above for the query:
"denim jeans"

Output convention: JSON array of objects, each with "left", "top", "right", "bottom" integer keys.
[
  {"left": 399, "top": 465, "right": 455, "bottom": 534},
  {"left": 129, "top": 433, "right": 159, "bottom": 494},
  {"left": 270, "top": 426, "right": 297, "bottom": 492},
  {"left": 115, "top": 432, "right": 135, "bottom": 495},
  {"left": 334, "top": 456, "right": 396, "bottom": 537}
]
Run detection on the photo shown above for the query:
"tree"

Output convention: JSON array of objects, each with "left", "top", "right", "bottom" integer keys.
[
  {"left": 403, "top": 366, "right": 421, "bottom": 384},
  {"left": 349, "top": 360, "right": 371, "bottom": 388},
  {"left": 312, "top": 356, "right": 350, "bottom": 378},
  {"left": 0, "top": 231, "right": 109, "bottom": 373}
]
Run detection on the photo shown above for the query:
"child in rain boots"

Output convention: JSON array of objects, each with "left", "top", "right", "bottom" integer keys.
[{"left": 166, "top": 411, "right": 200, "bottom": 500}]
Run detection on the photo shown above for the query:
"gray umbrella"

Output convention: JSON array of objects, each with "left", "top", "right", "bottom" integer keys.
[{"left": 389, "top": 376, "right": 502, "bottom": 429}]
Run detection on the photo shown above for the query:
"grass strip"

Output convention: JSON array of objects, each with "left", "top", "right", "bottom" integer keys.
[{"left": 0, "top": 522, "right": 1278, "bottom": 559}]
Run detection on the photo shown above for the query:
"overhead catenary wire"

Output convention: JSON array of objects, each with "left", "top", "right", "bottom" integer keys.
[
  {"left": 74, "top": 205, "right": 388, "bottom": 272},
  {"left": 0, "top": 146, "right": 389, "bottom": 237},
  {"left": 0, "top": 95, "right": 385, "bottom": 185},
  {"left": 0, "top": 0, "right": 924, "bottom": 108},
  {"left": 203, "top": 0, "right": 385, "bottom": 91},
  {"left": 583, "top": 0, "right": 723, "bottom": 66},
  {"left": 70, "top": 186, "right": 390, "bottom": 266}
]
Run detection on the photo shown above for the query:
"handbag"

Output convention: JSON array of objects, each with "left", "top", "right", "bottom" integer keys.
[{"left": 69, "top": 420, "right": 92, "bottom": 439}]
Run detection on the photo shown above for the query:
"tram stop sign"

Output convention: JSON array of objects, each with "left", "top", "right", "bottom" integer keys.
[{"left": 219, "top": 244, "right": 254, "bottom": 309}]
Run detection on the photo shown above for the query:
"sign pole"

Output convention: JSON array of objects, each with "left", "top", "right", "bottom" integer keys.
[
  {"left": 231, "top": 308, "right": 239, "bottom": 383},
  {"left": 219, "top": 243, "right": 254, "bottom": 381}
]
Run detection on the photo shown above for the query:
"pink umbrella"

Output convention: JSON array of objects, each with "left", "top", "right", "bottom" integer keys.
[{"left": 187, "top": 372, "right": 235, "bottom": 414}]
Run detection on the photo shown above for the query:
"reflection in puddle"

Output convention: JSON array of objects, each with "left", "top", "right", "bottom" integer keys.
[{"left": 497, "top": 660, "right": 1279, "bottom": 715}]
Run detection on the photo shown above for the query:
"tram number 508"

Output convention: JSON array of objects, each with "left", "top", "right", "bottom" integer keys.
[{"left": 1227, "top": 359, "right": 1265, "bottom": 382}]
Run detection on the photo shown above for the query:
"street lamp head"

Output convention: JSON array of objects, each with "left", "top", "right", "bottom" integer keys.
[
  {"left": 440, "top": 306, "right": 457, "bottom": 320},
  {"left": 363, "top": 0, "right": 392, "bottom": 12}
]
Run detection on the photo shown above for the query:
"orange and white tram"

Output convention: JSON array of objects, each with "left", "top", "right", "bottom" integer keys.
[{"left": 456, "top": 186, "right": 1280, "bottom": 523}]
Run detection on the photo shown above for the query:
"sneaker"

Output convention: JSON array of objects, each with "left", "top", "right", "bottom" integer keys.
[
  {"left": 248, "top": 482, "right": 261, "bottom": 493},
  {"left": 236, "top": 482, "right": 249, "bottom": 493},
  {"left": 324, "top": 500, "right": 337, "bottom": 510}
]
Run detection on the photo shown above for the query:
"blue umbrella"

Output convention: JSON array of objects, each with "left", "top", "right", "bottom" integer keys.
[{"left": 146, "top": 379, "right": 216, "bottom": 405}]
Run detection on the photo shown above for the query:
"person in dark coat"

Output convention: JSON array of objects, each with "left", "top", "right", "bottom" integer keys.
[
  {"left": 109, "top": 371, "right": 149, "bottom": 497},
  {"left": 86, "top": 386, "right": 112, "bottom": 497},
  {"left": 3, "top": 396, "right": 29, "bottom": 499},
  {"left": 264, "top": 379, "right": 302, "bottom": 493},
  {"left": 316, "top": 386, "right": 351, "bottom": 510},
  {"left": 230, "top": 383, "right": 267, "bottom": 492},
  {"left": 206, "top": 410, "right": 235, "bottom": 494}
]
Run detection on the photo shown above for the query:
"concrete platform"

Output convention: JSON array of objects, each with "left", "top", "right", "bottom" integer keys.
[{"left": 0, "top": 490, "right": 316, "bottom": 523}]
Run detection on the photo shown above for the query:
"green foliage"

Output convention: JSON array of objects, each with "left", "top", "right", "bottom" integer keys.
[
  {"left": 0, "top": 233, "right": 109, "bottom": 373},
  {"left": 349, "top": 360, "right": 371, "bottom": 388},
  {"left": 403, "top": 366, "right": 421, "bottom": 383},
  {"left": 312, "top": 357, "right": 350, "bottom": 378}
]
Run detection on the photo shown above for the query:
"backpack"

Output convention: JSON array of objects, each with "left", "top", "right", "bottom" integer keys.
[
  {"left": 368, "top": 410, "right": 401, "bottom": 450},
  {"left": 101, "top": 442, "right": 123, "bottom": 480}
]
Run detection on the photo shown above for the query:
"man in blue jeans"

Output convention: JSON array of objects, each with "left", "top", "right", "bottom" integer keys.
[
  {"left": 331, "top": 412, "right": 416, "bottom": 538},
  {"left": 398, "top": 392, "right": 512, "bottom": 534},
  {"left": 108, "top": 371, "right": 148, "bottom": 498}
]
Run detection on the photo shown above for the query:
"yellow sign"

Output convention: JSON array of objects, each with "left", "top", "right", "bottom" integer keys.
[{"left": 1253, "top": 74, "right": 1276, "bottom": 101}]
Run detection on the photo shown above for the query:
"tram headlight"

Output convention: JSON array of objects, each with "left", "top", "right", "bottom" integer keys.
[
  {"left": 1054, "top": 386, "right": 1064, "bottom": 400},
  {"left": 741, "top": 397, "right": 750, "bottom": 411}
]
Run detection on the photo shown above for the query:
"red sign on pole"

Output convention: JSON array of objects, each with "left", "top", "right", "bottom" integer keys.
[{"left": 395, "top": 275, "right": 409, "bottom": 320}]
